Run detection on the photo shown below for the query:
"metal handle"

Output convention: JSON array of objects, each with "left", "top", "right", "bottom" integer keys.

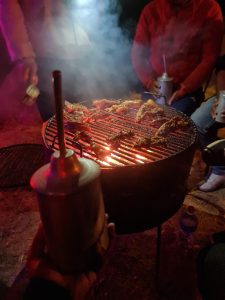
[{"left": 52, "top": 70, "right": 66, "bottom": 158}]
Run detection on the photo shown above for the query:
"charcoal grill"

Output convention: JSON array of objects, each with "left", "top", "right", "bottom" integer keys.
[{"left": 43, "top": 105, "right": 197, "bottom": 234}]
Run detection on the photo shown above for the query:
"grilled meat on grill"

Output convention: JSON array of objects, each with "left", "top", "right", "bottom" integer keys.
[
  {"left": 106, "top": 130, "right": 135, "bottom": 147},
  {"left": 156, "top": 116, "right": 190, "bottom": 137},
  {"left": 64, "top": 101, "right": 93, "bottom": 124},
  {"left": 134, "top": 135, "right": 168, "bottom": 148},
  {"left": 90, "top": 142, "right": 110, "bottom": 159},
  {"left": 135, "top": 100, "right": 164, "bottom": 122},
  {"left": 106, "top": 104, "right": 129, "bottom": 114},
  {"left": 105, "top": 100, "right": 143, "bottom": 115},
  {"left": 92, "top": 99, "right": 120, "bottom": 109},
  {"left": 64, "top": 101, "right": 89, "bottom": 114},
  {"left": 149, "top": 117, "right": 169, "bottom": 127},
  {"left": 72, "top": 131, "right": 92, "bottom": 143}
]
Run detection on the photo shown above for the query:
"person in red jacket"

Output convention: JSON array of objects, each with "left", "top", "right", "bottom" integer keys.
[{"left": 131, "top": 0, "right": 224, "bottom": 116}]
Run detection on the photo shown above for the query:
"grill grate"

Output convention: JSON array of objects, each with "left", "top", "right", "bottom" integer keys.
[
  {"left": 43, "top": 105, "right": 197, "bottom": 168},
  {"left": 0, "top": 144, "right": 46, "bottom": 188}
]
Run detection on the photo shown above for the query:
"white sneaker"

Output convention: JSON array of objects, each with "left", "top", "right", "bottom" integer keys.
[{"left": 198, "top": 173, "right": 225, "bottom": 192}]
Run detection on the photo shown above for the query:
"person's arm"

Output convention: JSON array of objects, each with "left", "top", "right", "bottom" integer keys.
[
  {"left": 181, "top": 3, "right": 224, "bottom": 95},
  {"left": 0, "top": 0, "right": 38, "bottom": 84},
  {"left": 131, "top": 5, "right": 156, "bottom": 90},
  {"left": 0, "top": 0, "right": 35, "bottom": 61}
]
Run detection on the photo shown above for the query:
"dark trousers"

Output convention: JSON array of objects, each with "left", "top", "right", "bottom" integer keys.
[{"left": 36, "top": 58, "right": 85, "bottom": 121}]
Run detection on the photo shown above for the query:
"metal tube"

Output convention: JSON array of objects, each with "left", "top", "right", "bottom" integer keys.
[{"left": 52, "top": 70, "right": 66, "bottom": 158}]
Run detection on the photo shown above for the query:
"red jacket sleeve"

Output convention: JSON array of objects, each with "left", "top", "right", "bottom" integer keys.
[
  {"left": 131, "top": 5, "right": 156, "bottom": 88},
  {"left": 182, "top": 3, "right": 224, "bottom": 93}
]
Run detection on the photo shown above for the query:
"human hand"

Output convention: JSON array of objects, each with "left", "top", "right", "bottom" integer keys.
[
  {"left": 212, "top": 101, "right": 225, "bottom": 122},
  {"left": 211, "top": 97, "right": 225, "bottom": 122},
  {"left": 26, "top": 216, "right": 115, "bottom": 300},
  {"left": 18, "top": 57, "right": 38, "bottom": 85},
  {"left": 145, "top": 79, "right": 160, "bottom": 95},
  {"left": 211, "top": 98, "right": 219, "bottom": 119},
  {"left": 167, "top": 84, "right": 187, "bottom": 105},
  {"left": 167, "top": 90, "right": 181, "bottom": 105}
]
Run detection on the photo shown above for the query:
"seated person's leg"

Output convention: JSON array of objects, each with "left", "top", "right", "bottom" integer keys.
[
  {"left": 191, "top": 96, "right": 219, "bottom": 148},
  {"left": 171, "top": 88, "right": 205, "bottom": 116},
  {"left": 191, "top": 97, "right": 225, "bottom": 191},
  {"left": 171, "top": 96, "right": 198, "bottom": 116}
]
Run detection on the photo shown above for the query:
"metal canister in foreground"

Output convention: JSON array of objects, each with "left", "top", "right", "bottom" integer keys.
[
  {"left": 30, "top": 149, "right": 109, "bottom": 274},
  {"left": 30, "top": 70, "right": 108, "bottom": 274},
  {"left": 216, "top": 90, "right": 225, "bottom": 123},
  {"left": 157, "top": 72, "right": 173, "bottom": 105}
]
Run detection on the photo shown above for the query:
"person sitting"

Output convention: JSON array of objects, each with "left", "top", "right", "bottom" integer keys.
[
  {"left": 131, "top": 0, "right": 224, "bottom": 116},
  {"left": 191, "top": 55, "right": 225, "bottom": 192}
]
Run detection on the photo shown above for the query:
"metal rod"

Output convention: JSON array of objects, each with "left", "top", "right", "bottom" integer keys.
[
  {"left": 163, "top": 53, "right": 167, "bottom": 74},
  {"left": 155, "top": 224, "right": 162, "bottom": 289},
  {"left": 52, "top": 70, "right": 66, "bottom": 158}
]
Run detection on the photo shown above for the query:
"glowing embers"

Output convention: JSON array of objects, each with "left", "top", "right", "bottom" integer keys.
[
  {"left": 105, "top": 155, "right": 123, "bottom": 166},
  {"left": 135, "top": 154, "right": 147, "bottom": 163}
]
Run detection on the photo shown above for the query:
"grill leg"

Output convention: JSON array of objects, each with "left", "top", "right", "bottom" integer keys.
[{"left": 155, "top": 224, "right": 162, "bottom": 288}]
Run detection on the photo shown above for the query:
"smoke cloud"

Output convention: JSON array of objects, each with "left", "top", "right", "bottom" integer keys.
[{"left": 64, "top": 0, "right": 139, "bottom": 100}]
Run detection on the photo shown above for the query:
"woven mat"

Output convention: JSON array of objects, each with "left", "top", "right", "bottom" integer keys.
[{"left": 0, "top": 144, "right": 46, "bottom": 188}]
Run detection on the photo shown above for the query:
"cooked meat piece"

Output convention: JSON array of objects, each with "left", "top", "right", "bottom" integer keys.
[
  {"left": 105, "top": 100, "right": 143, "bottom": 114},
  {"left": 72, "top": 132, "right": 82, "bottom": 141},
  {"left": 150, "top": 107, "right": 164, "bottom": 116},
  {"left": 156, "top": 116, "right": 190, "bottom": 136},
  {"left": 79, "top": 131, "right": 92, "bottom": 143},
  {"left": 122, "top": 100, "right": 143, "bottom": 108},
  {"left": 64, "top": 110, "right": 86, "bottom": 123},
  {"left": 63, "top": 100, "right": 93, "bottom": 124},
  {"left": 64, "top": 101, "right": 89, "bottom": 113},
  {"left": 135, "top": 101, "right": 164, "bottom": 122},
  {"left": 72, "top": 131, "right": 92, "bottom": 145},
  {"left": 90, "top": 142, "right": 110, "bottom": 159},
  {"left": 105, "top": 104, "right": 121, "bottom": 113},
  {"left": 150, "top": 136, "right": 168, "bottom": 146},
  {"left": 172, "top": 116, "right": 189, "bottom": 129},
  {"left": 106, "top": 130, "right": 135, "bottom": 147},
  {"left": 134, "top": 136, "right": 167, "bottom": 148},
  {"left": 149, "top": 117, "right": 169, "bottom": 127},
  {"left": 89, "top": 110, "right": 110, "bottom": 121},
  {"left": 92, "top": 99, "right": 119, "bottom": 109},
  {"left": 105, "top": 104, "right": 129, "bottom": 114}
]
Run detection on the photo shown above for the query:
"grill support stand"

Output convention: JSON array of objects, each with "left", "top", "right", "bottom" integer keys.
[{"left": 155, "top": 224, "right": 162, "bottom": 289}]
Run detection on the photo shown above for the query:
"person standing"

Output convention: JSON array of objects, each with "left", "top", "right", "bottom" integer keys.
[{"left": 0, "top": 1, "right": 92, "bottom": 121}]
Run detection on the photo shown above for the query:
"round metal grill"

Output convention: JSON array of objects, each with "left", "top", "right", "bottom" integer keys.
[{"left": 43, "top": 105, "right": 197, "bottom": 168}]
